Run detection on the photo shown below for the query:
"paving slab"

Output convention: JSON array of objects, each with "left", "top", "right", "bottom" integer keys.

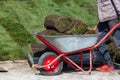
[{"left": 0, "top": 60, "right": 120, "bottom": 80}]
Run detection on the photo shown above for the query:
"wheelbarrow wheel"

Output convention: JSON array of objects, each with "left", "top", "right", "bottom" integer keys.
[{"left": 38, "top": 52, "right": 63, "bottom": 75}]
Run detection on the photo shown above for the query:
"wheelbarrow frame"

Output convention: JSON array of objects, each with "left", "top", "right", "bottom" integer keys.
[{"left": 32, "top": 23, "right": 120, "bottom": 74}]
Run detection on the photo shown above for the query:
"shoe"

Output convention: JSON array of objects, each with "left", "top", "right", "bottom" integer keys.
[
  {"left": 101, "top": 66, "right": 114, "bottom": 72},
  {"left": 96, "top": 64, "right": 114, "bottom": 72},
  {"left": 96, "top": 64, "right": 108, "bottom": 71}
]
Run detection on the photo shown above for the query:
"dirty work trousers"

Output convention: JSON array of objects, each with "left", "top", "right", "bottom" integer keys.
[{"left": 97, "top": 18, "right": 120, "bottom": 66}]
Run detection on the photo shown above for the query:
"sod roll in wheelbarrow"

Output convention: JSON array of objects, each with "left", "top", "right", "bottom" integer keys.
[
  {"left": 65, "top": 19, "right": 89, "bottom": 35},
  {"left": 44, "top": 14, "right": 89, "bottom": 34}
]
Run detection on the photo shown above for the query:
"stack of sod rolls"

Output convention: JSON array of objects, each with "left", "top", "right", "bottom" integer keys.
[{"left": 44, "top": 14, "right": 93, "bottom": 35}]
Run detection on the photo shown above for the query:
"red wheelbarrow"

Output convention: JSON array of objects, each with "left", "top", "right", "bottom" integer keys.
[{"left": 28, "top": 23, "right": 120, "bottom": 75}]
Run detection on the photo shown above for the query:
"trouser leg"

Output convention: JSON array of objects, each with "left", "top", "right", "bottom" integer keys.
[{"left": 97, "top": 22, "right": 113, "bottom": 66}]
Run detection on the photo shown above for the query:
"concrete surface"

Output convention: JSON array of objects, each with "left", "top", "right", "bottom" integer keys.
[{"left": 0, "top": 60, "right": 120, "bottom": 80}]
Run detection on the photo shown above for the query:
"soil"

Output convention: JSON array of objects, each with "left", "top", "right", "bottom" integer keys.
[{"left": 0, "top": 60, "right": 120, "bottom": 80}]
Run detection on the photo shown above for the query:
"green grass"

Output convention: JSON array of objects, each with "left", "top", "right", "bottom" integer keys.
[
  {"left": 0, "top": 25, "right": 25, "bottom": 60},
  {"left": 0, "top": 0, "right": 98, "bottom": 60}
]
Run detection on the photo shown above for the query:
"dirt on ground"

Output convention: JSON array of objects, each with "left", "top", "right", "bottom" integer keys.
[{"left": 0, "top": 60, "right": 120, "bottom": 80}]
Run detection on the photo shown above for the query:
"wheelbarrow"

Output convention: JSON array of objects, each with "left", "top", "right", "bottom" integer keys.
[{"left": 28, "top": 23, "right": 120, "bottom": 75}]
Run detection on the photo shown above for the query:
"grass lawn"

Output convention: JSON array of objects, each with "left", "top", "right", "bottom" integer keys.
[{"left": 0, "top": 0, "right": 98, "bottom": 60}]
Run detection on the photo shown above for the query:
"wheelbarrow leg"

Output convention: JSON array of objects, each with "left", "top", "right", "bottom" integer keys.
[
  {"left": 27, "top": 52, "right": 34, "bottom": 68},
  {"left": 80, "top": 52, "right": 83, "bottom": 68},
  {"left": 88, "top": 50, "right": 93, "bottom": 74}
]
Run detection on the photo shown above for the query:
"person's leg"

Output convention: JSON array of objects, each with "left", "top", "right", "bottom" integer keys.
[
  {"left": 97, "top": 22, "right": 113, "bottom": 66},
  {"left": 96, "top": 22, "right": 114, "bottom": 72}
]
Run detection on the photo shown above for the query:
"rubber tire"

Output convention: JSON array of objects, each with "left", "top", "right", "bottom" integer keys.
[{"left": 38, "top": 52, "right": 63, "bottom": 75}]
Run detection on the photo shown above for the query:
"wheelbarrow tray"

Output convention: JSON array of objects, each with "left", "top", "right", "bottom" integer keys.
[{"left": 38, "top": 34, "right": 99, "bottom": 53}]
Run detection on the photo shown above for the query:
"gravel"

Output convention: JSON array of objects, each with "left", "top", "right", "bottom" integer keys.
[{"left": 0, "top": 60, "right": 120, "bottom": 80}]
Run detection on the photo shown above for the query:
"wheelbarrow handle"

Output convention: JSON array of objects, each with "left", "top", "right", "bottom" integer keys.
[{"left": 93, "top": 25, "right": 97, "bottom": 31}]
